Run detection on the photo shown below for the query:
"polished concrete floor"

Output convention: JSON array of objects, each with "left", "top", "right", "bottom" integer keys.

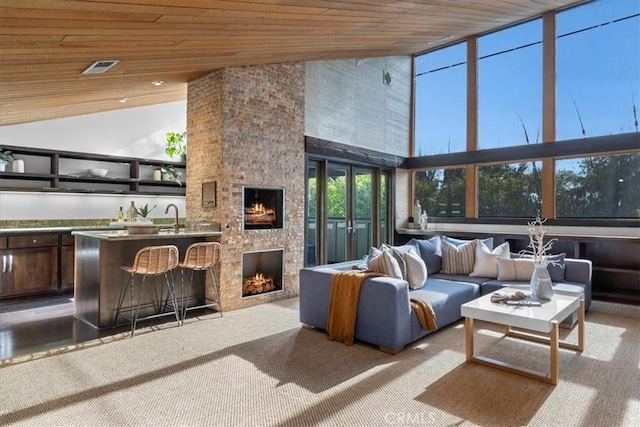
[
  {"left": 0, "top": 295, "right": 193, "bottom": 360},
  {"left": 0, "top": 295, "right": 106, "bottom": 360}
]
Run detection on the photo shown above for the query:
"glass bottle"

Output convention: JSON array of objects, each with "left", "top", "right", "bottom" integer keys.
[
  {"left": 117, "top": 207, "right": 125, "bottom": 222},
  {"left": 126, "top": 201, "right": 137, "bottom": 221}
]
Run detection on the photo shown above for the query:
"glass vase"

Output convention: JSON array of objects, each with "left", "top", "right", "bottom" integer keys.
[{"left": 530, "top": 263, "right": 553, "bottom": 300}]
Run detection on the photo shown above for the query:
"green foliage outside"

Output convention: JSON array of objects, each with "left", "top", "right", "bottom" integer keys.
[
  {"left": 414, "top": 152, "right": 640, "bottom": 218},
  {"left": 556, "top": 153, "right": 640, "bottom": 217},
  {"left": 308, "top": 173, "right": 376, "bottom": 219},
  {"left": 477, "top": 162, "right": 542, "bottom": 217},
  {"left": 414, "top": 168, "right": 466, "bottom": 217}
]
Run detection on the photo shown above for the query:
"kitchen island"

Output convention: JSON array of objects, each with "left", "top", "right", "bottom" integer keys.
[{"left": 72, "top": 229, "right": 222, "bottom": 329}]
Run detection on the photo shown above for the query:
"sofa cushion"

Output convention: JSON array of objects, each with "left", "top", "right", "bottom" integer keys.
[
  {"left": 409, "top": 278, "right": 480, "bottom": 339},
  {"left": 444, "top": 236, "right": 493, "bottom": 250},
  {"left": 367, "top": 247, "right": 403, "bottom": 279},
  {"left": 470, "top": 241, "right": 510, "bottom": 278},
  {"left": 440, "top": 239, "right": 477, "bottom": 275},
  {"left": 511, "top": 252, "right": 566, "bottom": 282},
  {"left": 383, "top": 243, "right": 417, "bottom": 280},
  {"left": 496, "top": 258, "right": 536, "bottom": 281},
  {"left": 430, "top": 273, "right": 490, "bottom": 286},
  {"left": 409, "top": 236, "right": 442, "bottom": 275},
  {"left": 403, "top": 248, "right": 427, "bottom": 289}
]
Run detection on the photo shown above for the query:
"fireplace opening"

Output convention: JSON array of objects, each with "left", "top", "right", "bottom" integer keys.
[
  {"left": 243, "top": 186, "right": 284, "bottom": 230},
  {"left": 242, "top": 249, "right": 283, "bottom": 298}
]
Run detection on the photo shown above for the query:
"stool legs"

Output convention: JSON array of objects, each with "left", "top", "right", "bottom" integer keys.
[
  {"left": 112, "top": 271, "right": 181, "bottom": 336},
  {"left": 180, "top": 266, "right": 222, "bottom": 324}
]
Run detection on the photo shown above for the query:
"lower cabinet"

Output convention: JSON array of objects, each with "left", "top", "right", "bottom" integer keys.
[
  {"left": 61, "top": 245, "right": 75, "bottom": 290},
  {"left": 0, "top": 233, "right": 71, "bottom": 299}
]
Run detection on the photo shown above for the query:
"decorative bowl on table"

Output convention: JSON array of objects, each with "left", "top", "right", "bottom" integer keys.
[
  {"left": 88, "top": 168, "right": 108, "bottom": 177},
  {"left": 123, "top": 223, "right": 162, "bottom": 235}
]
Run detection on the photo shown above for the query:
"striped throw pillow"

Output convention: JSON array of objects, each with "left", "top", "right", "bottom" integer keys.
[
  {"left": 440, "top": 239, "right": 477, "bottom": 275},
  {"left": 367, "top": 247, "right": 403, "bottom": 279}
]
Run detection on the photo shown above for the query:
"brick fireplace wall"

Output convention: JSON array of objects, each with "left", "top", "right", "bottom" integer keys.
[{"left": 186, "top": 62, "right": 305, "bottom": 311}]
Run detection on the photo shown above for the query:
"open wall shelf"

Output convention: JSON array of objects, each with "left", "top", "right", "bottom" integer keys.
[{"left": 0, "top": 145, "right": 185, "bottom": 196}]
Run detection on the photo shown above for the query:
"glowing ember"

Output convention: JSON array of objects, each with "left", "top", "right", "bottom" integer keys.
[{"left": 243, "top": 272, "right": 276, "bottom": 295}]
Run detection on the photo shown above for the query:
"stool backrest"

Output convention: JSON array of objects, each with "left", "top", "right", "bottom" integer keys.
[
  {"left": 181, "top": 242, "right": 222, "bottom": 270},
  {"left": 132, "top": 245, "right": 179, "bottom": 275}
]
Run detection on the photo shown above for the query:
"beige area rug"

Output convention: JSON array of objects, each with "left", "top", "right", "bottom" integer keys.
[{"left": 0, "top": 298, "right": 638, "bottom": 427}]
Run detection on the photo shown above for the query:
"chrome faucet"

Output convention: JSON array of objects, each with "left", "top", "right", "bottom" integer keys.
[{"left": 165, "top": 203, "right": 181, "bottom": 233}]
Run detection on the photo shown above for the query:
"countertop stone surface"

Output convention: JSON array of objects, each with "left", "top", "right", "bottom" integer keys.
[{"left": 0, "top": 218, "right": 219, "bottom": 235}]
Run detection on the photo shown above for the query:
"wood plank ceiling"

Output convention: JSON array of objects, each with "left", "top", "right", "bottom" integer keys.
[{"left": 0, "top": 0, "right": 582, "bottom": 126}]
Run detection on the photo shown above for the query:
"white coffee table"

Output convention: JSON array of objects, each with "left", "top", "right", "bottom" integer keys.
[{"left": 461, "top": 287, "right": 584, "bottom": 385}]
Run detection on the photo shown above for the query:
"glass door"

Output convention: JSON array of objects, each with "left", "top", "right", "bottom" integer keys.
[
  {"left": 326, "top": 164, "right": 349, "bottom": 263},
  {"left": 353, "top": 168, "right": 373, "bottom": 260},
  {"left": 306, "top": 159, "right": 391, "bottom": 266}
]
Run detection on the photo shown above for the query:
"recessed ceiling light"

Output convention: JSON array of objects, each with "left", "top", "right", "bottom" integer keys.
[
  {"left": 152, "top": 80, "right": 164, "bottom": 86},
  {"left": 119, "top": 98, "right": 128, "bottom": 103}
]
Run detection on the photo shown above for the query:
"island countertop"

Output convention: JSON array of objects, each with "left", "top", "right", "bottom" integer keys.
[{"left": 72, "top": 229, "right": 222, "bottom": 241}]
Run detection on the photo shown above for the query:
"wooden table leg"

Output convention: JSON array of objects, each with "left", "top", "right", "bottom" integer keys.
[
  {"left": 577, "top": 299, "right": 585, "bottom": 352},
  {"left": 465, "top": 317, "right": 474, "bottom": 361},
  {"left": 550, "top": 320, "right": 559, "bottom": 385}
]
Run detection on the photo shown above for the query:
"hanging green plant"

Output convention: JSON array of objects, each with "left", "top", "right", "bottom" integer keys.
[
  {"left": 0, "top": 148, "right": 14, "bottom": 164},
  {"left": 160, "top": 165, "right": 183, "bottom": 186},
  {"left": 165, "top": 131, "right": 187, "bottom": 160}
]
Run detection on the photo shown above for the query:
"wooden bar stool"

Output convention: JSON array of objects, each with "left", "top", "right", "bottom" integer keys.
[
  {"left": 113, "top": 245, "right": 181, "bottom": 336},
  {"left": 179, "top": 241, "right": 223, "bottom": 323}
]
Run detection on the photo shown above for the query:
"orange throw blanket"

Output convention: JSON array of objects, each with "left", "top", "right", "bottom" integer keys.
[
  {"left": 327, "top": 270, "right": 383, "bottom": 346},
  {"left": 410, "top": 298, "right": 438, "bottom": 332}
]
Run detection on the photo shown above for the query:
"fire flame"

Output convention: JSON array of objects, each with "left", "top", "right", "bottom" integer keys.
[{"left": 252, "top": 203, "right": 274, "bottom": 215}]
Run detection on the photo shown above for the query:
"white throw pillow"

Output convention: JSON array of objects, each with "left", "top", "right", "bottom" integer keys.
[
  {"left": 440, "top": 239, "right": 477, "bottom": 275},
  {"left": 381, "top": 243, "right": 415, "bottom": 280},
  {"left": 470, "top": 241, "right": 510, "bottom": 278},
  {"left": 403, "top": 248, "right": 428, "bottom": 289},
  {"left": 496, "top": 258, "right": 536, "bottom": 281},
  {"left": 367, "top": 247, "right": 403, "bottom": 279}
]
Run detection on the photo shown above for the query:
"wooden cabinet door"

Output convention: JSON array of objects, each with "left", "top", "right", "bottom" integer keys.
[
  {"left": 0, "top": 250, "right": 10, "bottom": 297},
  {"left": 61, "top": 245, "right": 75, "bottom": 290},
  {"left": 4, "top": 247, "right": 58, "bottom": 297}
]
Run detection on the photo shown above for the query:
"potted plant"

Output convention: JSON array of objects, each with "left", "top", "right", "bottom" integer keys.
[
  {"left": 134, "top": 203, "right": 157, "bottom": 222},
  {"left": 160, "top": 165, "right": 183, "bottom": 186},
  {"left": 165, "top": 131, "right": 187, "bottom": 161},
  {"left": 0, "top": 148, "right": 14, "bottom": 172}
]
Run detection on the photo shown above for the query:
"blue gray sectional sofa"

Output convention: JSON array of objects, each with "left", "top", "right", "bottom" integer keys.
[{"left": 299, "top": 236, "right": 592, "bottom": 354}]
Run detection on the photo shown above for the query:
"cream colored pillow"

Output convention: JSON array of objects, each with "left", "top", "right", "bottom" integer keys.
[
  {"left": 367, "top": 247, "right": 403, "bottom": 279},
  {"left": 470, "top": 241, "right": 510, "bottom": 278},
  {"left": 381, "top": 243, "right": 415, "bottom": 280},
  {"left": 496, "top": 258, "right": 535, "bottom": 281},
  {"left": 403, "top": 248, "right": 427, "bottom": 289},
  {"left": 440, "top": 239, "right": 476, "bottom": 275}
]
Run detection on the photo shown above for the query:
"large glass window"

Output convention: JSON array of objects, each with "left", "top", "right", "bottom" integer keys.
[
  {"left": 414, "top": 42, "right": 467, "bottom": 155},
  {"left": 557, "top": 1, "right": 640, "bottom": 140},
  {"left": 478, "top": 19, "right": 542, "bottom": 149},
  {"left": 478, "top": 161, "right": 542, "bottom": 217},
  {"left": 414, "top": 168, "right": 466, "bottom": 217},
  {"left": 556, "top": 153, "right": 640, "bottom": 218}
]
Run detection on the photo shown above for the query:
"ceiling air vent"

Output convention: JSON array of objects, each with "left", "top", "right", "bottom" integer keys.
[{"left": 82, "top": 60, "right": 119, "bottom": 75}]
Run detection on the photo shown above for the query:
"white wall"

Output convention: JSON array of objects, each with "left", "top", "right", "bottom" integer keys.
[
  {"left": 0, "top": 193, "right": 185, "bottom": 221},
  {"left": 305, "top": 56, "right": 412, "bottom": 157},
  {"left": 0, "top": 101, "right": 186, "bottom": 160},
  {"left": 0, "top": 101, "right": 187, "bottom": 221}
]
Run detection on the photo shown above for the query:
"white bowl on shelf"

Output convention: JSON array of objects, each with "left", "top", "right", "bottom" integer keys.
[{"left": 88, "top": 168, "right": 108, "bottom": 177}]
